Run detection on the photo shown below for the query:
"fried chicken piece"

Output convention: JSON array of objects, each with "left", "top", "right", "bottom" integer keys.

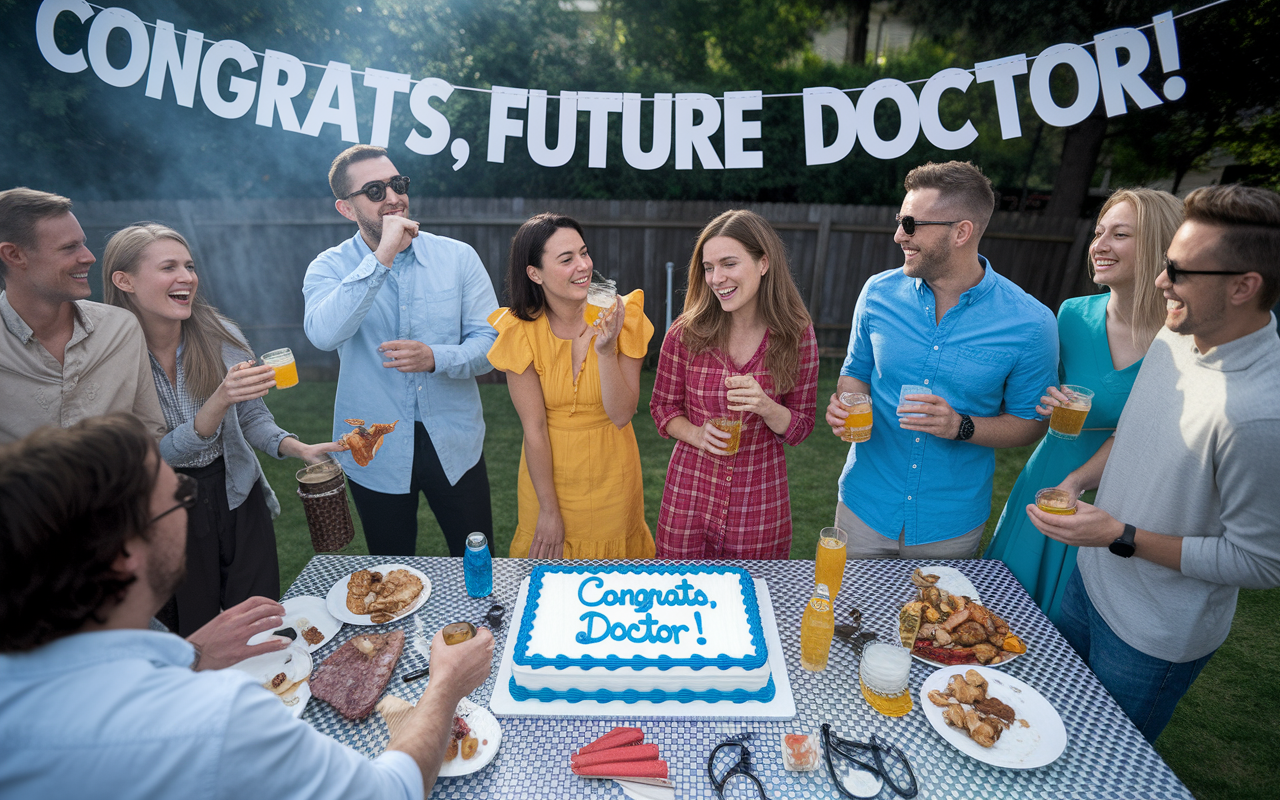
[
  {"left": 933, "top": 628, "right": 953, "bottom": 646},
  {"left": 346, "top": 570, "right": 375, "bottom": 614},
  {"left": 366, "top": 569, "right": 423, "bottom": 615},
  {"left": 952, "top": 621, "right": 989, "bottom": 647},
  {"left": 461, "top": 735, "right": 479, "bottom": 760},
  {"left": 971, "top": 643, "right": 999, "bottom": 664},
  {"left": 968, "top": 719, "right": 1001, "bottom": 748},
  {"left": 963, "top": 669, "right": 987, "bottom": 688},
  {"left": 910, "top": 568, "right": 940, "bottom": 588},
  {"left": 948, "top": 673, "right": 986, "bottom": 704},
  {"left": 940, "top": 606, "right": 972, "bottom": 632},
  {"left": 337, "top": 420, "right": 399, "bottom": 467},
  {"left": 942, "top": 704, "right": 967, "bottom": 729}
]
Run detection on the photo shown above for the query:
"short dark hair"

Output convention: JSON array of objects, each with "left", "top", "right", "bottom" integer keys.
[
  {"left": 903, "top": 161, "right": 997, "bottom": 239},
  {"left": 0, "top": 414, "right": 158, "bottom": 653},
  {"left": 0, "top": 187, "right": 74, "bottom": 279},
  {"left": 328, "top": 145, "right": 390, "bottom": 199},
  {"left": 505, "top": 213, "right": 587, "bottom": 321},
  {"left": 1183, "top": 184, "right": 1280, "bottom": 310}
]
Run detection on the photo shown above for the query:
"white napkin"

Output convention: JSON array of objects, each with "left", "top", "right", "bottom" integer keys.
[{"left": 616, "top": 779, "right": 675, "bottom": 800}]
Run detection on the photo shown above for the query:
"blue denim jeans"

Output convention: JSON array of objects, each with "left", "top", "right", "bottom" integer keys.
[{"left": 1058, "top": 567, "right": 1215, "bottom": 743}]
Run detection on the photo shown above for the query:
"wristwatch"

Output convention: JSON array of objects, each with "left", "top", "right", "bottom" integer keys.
[
  {"left": 1109, "top": 523, "right": 1137, "bottom": 558},
  {"left": 954, "top": 414, "right": 975, "bottom": 441}
]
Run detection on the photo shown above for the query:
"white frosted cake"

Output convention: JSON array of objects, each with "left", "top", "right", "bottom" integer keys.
[{"left": 509, "top": 564, "right": 775, "bottom": 703}]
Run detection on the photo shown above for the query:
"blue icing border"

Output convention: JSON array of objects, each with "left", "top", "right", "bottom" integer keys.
[
  {"left": 508, "top": 675, "right": 777, "bottom": 704},
  {"left": 513, "top": 564, "right": 768, "bottom": 672}
]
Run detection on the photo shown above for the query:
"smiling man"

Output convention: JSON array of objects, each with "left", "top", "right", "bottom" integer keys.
[
  {"left": 0, "top": 187, "right": 165, "bottom": 443},
  {"left": 303, "top": 147, "right": 499, "bottom": 557},
  {"left": 825, "top": 161, "right": 1058, "bottom": 558},
  {"left": 1026, "top": 184, "right": 1280, "bottom": 743}
]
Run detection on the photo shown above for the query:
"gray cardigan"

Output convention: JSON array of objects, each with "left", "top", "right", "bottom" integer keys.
[{"left": 157, "top": 341, "right": 296, "bottom": 516}]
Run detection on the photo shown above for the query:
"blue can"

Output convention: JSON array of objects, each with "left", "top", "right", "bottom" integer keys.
[{"left": 464, "top": 532, "right": 492, "bottom": 598}]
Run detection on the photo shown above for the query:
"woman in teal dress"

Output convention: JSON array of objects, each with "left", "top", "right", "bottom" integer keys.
[{"left": 984, "top": 189, "right": 1183, "bottom": 624}]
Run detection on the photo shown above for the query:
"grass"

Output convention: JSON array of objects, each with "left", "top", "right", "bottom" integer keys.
[{"left": 258, "top": 360, "right": 1278, "bottom": 800}]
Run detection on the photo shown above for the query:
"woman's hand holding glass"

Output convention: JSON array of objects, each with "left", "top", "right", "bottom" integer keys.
[
  {"left": 591, "top": 296, "right": 626, "bottom": 354},
  {"left": 216, "top": 361, "right": 276, "bottom": 405}
]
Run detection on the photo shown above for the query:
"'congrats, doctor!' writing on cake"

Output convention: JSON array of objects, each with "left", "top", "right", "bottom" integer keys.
[{"left": 510, "top": 565, "right": 775, "bottom": 703}]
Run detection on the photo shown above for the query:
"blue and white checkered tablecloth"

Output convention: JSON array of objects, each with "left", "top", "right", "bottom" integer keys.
[{"left": 288, "top": 556, "right": 1193, "bottom": 800}]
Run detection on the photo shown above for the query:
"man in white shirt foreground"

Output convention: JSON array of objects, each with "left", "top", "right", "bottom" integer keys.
[{"left": 0, "top": 413, "right": 494, "bottom": 800}]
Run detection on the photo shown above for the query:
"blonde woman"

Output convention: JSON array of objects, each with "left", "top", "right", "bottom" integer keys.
[
  {"left": 103, "top": 224, "right": 339, "bottom": 635},
  {"left": 650, "top": 210, "right": 818, "bottom": 559},
  {"left": 984, "top": 189, "right": 1183, "bottom": 623}
]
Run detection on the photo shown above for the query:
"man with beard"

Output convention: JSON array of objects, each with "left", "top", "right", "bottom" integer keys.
[
  {"left": 304, "top": 146, "right": 498, "bottom": 556},
  {"left": 1027, "top": 184, "right": 1280, "bottom": 742},
  {"left": 825, "top": 161, "right": 1057, "bottom": 558},
  {"left": 0, "top": 414, "right": 496, "bottom": 799}
]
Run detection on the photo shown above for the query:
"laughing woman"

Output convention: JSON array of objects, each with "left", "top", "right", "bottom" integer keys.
[
  {"left": 488, "top": 213, "right": 655, "bottom": 559},
  {"left": 103, "top": 224, "right": 340, "bottom": 635},
  {"left": 650, "top": 210, "right": 818, "bottom": 559}
]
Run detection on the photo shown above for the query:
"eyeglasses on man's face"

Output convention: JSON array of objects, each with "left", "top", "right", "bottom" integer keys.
[
  {"left": 894, "top": 215, "right": 960, "bottom": 236},
  {"left": 151, "top": 473, "right": 198, "bottom": 525},
  {"left": 1162, "top": 256, "right": 1248, "bottom": 284},
  {"left": 342, "top": 174, "right": 410, "bottom": 202}
]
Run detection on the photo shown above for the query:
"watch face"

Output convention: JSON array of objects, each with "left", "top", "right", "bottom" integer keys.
[{"left": 1109, "top": 539, "right": 1136, "bottom": 558}]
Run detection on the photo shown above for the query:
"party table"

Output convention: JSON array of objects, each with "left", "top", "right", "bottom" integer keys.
[{"left": 288, "top": 556, "right": 1193, "bottom": 799}]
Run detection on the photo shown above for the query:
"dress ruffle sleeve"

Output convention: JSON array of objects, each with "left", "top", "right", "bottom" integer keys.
[
  {"left": 486, "top": 307, "right": 534, "bottom": 373},
  {"left": 617, "top": 289, "right": 654, "bottom": 359}
]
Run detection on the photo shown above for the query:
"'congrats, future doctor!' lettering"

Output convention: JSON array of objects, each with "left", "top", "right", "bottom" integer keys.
[{"left": 575, "top": 577, "right": 713, "bottom": 646}]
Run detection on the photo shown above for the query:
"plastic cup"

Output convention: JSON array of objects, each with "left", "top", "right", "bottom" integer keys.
[
  {"left": 260, "top": 348, "right": 299, "bottom": 389},
  {"left": 839, "top": 392, "right": 872, "bottom": 442},
  {"left": 815, "top": 527, "right": 848, "bottom": 599},
  {"left": 710, "top": 417, "right": 742, "bottom": 454},
  {"left": 583, "top": 272, "right": 618, "bottom": 326},
  {"left": 1035, "top": 487, "right": 1078, "bottom": 515},
  {"left": 1048, "top": 385, "right": 1094, "bottom": 439},
  {"left": 898, "top": 384, "right": 930, "bottom": 418},
  {"left": 859, "top": 642, "right": 913, "bottom": 717}
]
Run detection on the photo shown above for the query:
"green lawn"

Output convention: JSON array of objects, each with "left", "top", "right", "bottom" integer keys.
[{"left": 259, "top": 360, "right": 1278, "bottom": 800}]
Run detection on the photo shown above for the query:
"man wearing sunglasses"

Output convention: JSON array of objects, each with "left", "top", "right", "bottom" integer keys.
[
  {"left": 1027, "top": 184, "right": 1280, "bottom": 743},
  {"left": 0, "top": 414, "right": 495, "bottom": 800},
  {"left": 304, "top": 146, "right": 499, "bottom": 558},
  {"left": 825, "top": 161, "right": 1058, "bottom": 559}
]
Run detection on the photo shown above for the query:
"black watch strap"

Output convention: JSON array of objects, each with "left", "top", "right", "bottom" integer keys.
[
  {"left": 954, "top": 414, "right": 975, "bottom": 441},
  {"left": 1109, "top": 523, "right": 1137, "bottom": 558}
]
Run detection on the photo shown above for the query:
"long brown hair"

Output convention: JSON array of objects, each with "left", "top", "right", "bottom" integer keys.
[
  {"left": 102, "top": 224, "right": 250, "bottom": 400},
  {"left": 506, "top": 212, "right": 586, "bottom": 321},
  {"left": 677, "top": 210, "right": 811, "bottom": 393},
  {"left": 1091, "top": 189, "right": 1183, "bottom": 349}
]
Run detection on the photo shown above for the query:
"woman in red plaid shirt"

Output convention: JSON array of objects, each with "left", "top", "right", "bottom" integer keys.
[{"left": 650, "top": 210, "right": 819, "bottom": 559}]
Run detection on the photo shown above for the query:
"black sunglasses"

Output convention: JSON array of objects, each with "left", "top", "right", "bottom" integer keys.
[
  {"left": 484, "top": 603, "right": 506, "bottom": 631},
  {"left": 822, "top": 725, "right": 918, "bottom": 799},
  {"left": 342, "top": 175, "right": 410, "bottom": 202},
  {"left": 895, "top": 215, "right": 959, "bottom": 236},
  {"left": 708, "top": 733, "right": 769, "bottom": 799},
  {"left": 1163, "top": 257, "right": 1248, "bottom": 284},
  {"left": 151, "top": 473, "right": 198, "bottom": 524}
]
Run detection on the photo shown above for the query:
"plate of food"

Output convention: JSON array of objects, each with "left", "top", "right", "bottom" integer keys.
[
  {"left": 326, "top": 563, "right": 431, "bottom": 625},
  {"left": 229, "top": 645, "right": 313, "bottom": 718},
  {"left": 899, "top": 568, "right": 1026, "bottom": 667},
  {"left": 920, "top": 666, "right": 1066, "bottom": 769},
  {"left": 377, "top": 695, "right": 501, "bottom": 777},
  {"left": 247, "top": 595, "right": 343, "bottom": 653}
]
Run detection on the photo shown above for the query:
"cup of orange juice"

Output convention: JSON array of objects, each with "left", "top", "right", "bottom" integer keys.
[{"left": 260, "top": 348, "right": 299, "bottom": 389}]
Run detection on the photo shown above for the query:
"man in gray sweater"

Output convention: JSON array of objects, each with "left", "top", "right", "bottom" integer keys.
[{"left": 1027, "top": 184, "right": 1280, "bottom": 743}]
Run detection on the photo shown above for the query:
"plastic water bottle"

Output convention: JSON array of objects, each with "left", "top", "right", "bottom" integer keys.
[
  {"left": 800, "top": 583, "right": 835, "bottom": 671},
  {"left": 464, "top": 532, "right": 492, "bottom": 598}
]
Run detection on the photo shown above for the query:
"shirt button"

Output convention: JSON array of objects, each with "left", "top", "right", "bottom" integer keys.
[
  {"left": 418, "top": 386, "right": 422, "bottom": 391},
  {"left": 915, "top": 438, "right": 920, "bottom": 442},
  {"left": 726, "top": 476, "right": 732, "bottom": 483},
  {"left": 924, "top": 379, "right": 930, "bottom": 385},
  {"left": 908, "top": 496, "right": 913, "bottom": 500},
  {"left": 401, "top": 305, "right": 407, "bottom": 310},
  {"left": 912, "top": 464, "right": 918, "bottom": 469},
  {"left": 933, "top": 346, "right": 939, "bottom": 350}
]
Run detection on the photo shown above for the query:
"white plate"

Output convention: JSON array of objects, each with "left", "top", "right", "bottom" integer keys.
[
  {"left": 325, "top": 564, "right": 432, "bottom": 626},
  {"left": 906, "top": 566, "right": 1025, "bottom": 669},
  {"left": 247, "top": 596, "right": 343, "bottom": 653},
  {"left": 919, "top": 665, "right": 1067, "bottom": 769},
  {"left": 437, "top": 697, "right": 503, "bottom": 777},
  {"left": 229, "top": 645, "right": 313, "bottom": 719}
]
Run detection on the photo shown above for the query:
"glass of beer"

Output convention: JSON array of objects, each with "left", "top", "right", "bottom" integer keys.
[
  {"left": 260, "top": 348, "right": 299, "bottom": 389},
  {"left": 838, "top": 392, "right": 872, "bottom": 442},
  {"left": 1048, "top": 385, "right": 1094, "bottom": 439},
  {"left": 1035, "top": 487, "right": 1078, "bottom": 515},
  {"left": 859, "top": 642, "right": 913, "bottom": 717},
  {"left": 583, "top": 272, "right": 618, "bottom": 326},
  {"left": 815, "top": 527, "right": 848, "bottom": 599},
  {"left": 710, "top": 417, "right": 742, "bottom": 455},
  {"left": 898, "top": 384, "right": 930, "bottom": 418}
]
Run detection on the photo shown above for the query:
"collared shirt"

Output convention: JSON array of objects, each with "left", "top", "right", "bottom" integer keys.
[
  {"left": 0, "top": 292, "right": 167, "bottom": 444},
  {"left": 149, "top": 344, "right": 223, "bottom": 468},
  {"left": 838, "top": 258, "right": 1058, "bottom": 545},
  {"left": 303, "top": 230, "right": 498, "bottom": 493},
  {"left": 0, "top": 629, "right": 422, "bottom": 800}
]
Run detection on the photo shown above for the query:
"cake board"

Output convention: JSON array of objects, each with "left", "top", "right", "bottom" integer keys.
[{"left": 490, "top": 577, "right": 796, "bottom": 720}]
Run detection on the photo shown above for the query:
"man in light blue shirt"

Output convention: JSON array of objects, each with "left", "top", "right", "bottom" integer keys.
[
  {"left": 304, "top": 146, "right": 499, "bottom": 556},
  {"left": 825, "top": 161, "right": 1057, "bottom": 558},
  {"left": 0, "top": 414, "right": 495, "bottom": 800}
]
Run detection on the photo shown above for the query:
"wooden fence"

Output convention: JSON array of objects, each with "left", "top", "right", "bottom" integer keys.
[{"left": 69, "top": 197, "right": 1097, "bottom": 377}]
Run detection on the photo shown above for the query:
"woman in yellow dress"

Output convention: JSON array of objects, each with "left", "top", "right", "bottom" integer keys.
[{"left": 488, "top": 213, "right": 656, "bottom": 559}]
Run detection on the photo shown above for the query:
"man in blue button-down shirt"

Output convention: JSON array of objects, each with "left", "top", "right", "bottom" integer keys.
[
  {"left": 304, "top": 146, "right": 499, "bottom": 556},
  {"left": 825, "top": 161, "right": 1058, "bottom": 559}
]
